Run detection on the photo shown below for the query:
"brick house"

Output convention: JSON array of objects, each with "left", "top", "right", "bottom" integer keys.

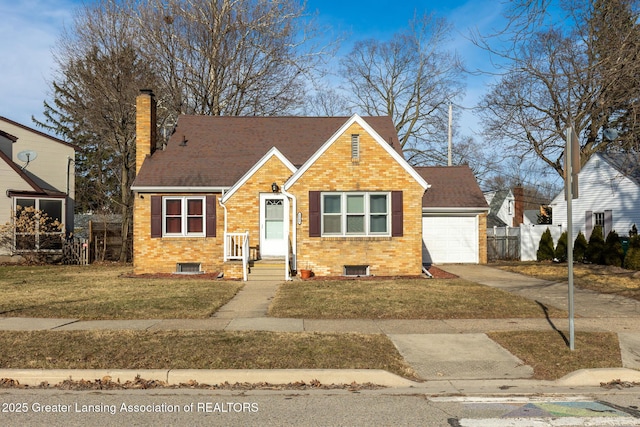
[{"left": 131, "top": 90, "right": 486, "bottom": 279}]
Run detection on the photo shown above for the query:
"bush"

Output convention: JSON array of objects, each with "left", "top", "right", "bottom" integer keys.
[
  {"left": 586, "top": 226, "right": 605, "bottom": 264},
  {"left": 574, "top": 231, "right": 588, "bottom": 263},
  {"left": 537, "top": 228, "right": 555, "bottom": 261},
  {"left": 625, "top": 235, "right": 640, "bottom": 270},
  {"left": 602, "top": 230, "right": 624, "bottom": 267},
  {"left": 554, "top": 231, "right": 568, "bottom": 262}
]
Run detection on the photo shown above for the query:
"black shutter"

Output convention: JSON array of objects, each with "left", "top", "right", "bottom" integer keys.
[
  {"left": 206, "top": 195, "right": 217, "bottom": 237},
  {"left": 151, "top": 196, "right": 162, "bottom": 238},
  {"left": 309, "top": 191, "right": 321, "bottom": 237},
  {"left": 585, "top": 210, "right": 593, "bottom": 239},
  {"left": 391, "top": 191, "right": 403, "bottom": 237}
]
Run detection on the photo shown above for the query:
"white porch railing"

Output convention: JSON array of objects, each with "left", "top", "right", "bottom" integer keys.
[{"left": 224, "top": 232, "right": 249, "bottom": 281}]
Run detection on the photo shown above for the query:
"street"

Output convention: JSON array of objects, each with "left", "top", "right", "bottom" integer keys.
[{"left": 1, "top": 388, "right": 639, "bottom": 426}]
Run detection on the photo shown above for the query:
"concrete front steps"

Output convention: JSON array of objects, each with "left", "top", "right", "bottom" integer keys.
[{"left": 248, "top": 259, "right": 288, "bottom": 282}]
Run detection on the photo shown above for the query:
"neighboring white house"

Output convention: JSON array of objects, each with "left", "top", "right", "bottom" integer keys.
[
  {"left": 484, "top": 189, "right": 515, "bottom": 228},
  {"left": 0, "top": 117, "right": 77, "bottom": 255},
  {"left": 549, "top": 152, "right": 640, "bottom": 239}
]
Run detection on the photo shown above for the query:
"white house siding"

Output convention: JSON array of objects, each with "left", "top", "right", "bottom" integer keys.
[
  {"left": 1, "top": 120, "right": 75, "bottom": 195},
  {"left": 423, "top": 214, "right": 479, "bottom": 264},
  {"left": 550, "top": 154, "right": 640, "bottom": 238},
  {"left": 0, "top": 119, "right": 75, "bottom": 235}
]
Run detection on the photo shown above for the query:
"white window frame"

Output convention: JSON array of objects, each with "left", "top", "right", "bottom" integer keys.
[
  {"left": 162, "top": 196, "right": 206, "bottom": 237},
  {"left": 594, "top": 212, "right": 605, "bottom": 228},
  {"left": 321, "top": 192, "right": 390, "bottom": 237},
  {"left": 12, "top": 197, "right": 65, "bottom": 252}
]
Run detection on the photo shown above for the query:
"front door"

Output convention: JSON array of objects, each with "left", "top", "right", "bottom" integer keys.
[{"left": 260, "top": 194, "right": 287, "bottom": 257}]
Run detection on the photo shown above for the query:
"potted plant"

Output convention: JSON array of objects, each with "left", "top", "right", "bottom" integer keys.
[{"left": 299, "top": 264, "right": 312, "bottom": 279}]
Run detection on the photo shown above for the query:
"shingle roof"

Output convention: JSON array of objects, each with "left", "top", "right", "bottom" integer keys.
[
  {"left": 599, "top": 152, "right": 640, "bottom": 186},
  {"left": 415, "top": 165, "right": 489, "bottom": 209},
  {"left": 133, "top": 115, "right": 401, "bottom": 188}
]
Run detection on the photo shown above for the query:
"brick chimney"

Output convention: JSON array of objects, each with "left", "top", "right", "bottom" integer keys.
[
  {"left": 513, "top": 186, "right": 524, "bottom": 226},
  {"left": 135, "top": 89, "right": 156, "bottom": 176}
]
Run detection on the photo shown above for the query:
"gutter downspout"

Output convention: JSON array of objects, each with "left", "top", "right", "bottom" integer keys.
[
  {"left": 281, "top": 186, "right": 296, "bottom": 281},
  {"left": 219, "top": 192, "right": 228, "bottom": 261}
]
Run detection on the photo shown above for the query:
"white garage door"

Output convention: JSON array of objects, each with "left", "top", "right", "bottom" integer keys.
[{"left": 422, "top": 215, "right": 478, "bottom": 264}]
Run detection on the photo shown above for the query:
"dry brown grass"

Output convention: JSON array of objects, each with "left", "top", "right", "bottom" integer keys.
[
  {"left": 269, "top": 278, "right": 566, "bottom": 319},
  {"left": 495, "top": 262, "right": 640, "bottom": 300},
  {"left": 0, "top": 330, "right": 419, "bottom": 380},
  {"left": 0, "top": 265, "right": 242, "bottom": 319},
  {"left": 489, "top": 330, "right": 622, "bottom": 380}
]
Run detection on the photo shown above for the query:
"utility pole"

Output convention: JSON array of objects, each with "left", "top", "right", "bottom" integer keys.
[{"left": 447, "top": 103, "right": 452, "bottom": 166}]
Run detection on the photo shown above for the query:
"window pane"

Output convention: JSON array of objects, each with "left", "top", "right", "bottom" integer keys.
[
  {"left": 187, "top": 217, "right": 203, "bottom": 233},
  {"left": 370, "top": 215, "right": 387, "bottom": 233},
  {"left": 187, "top": 199, "right": 202, "bottom": 215},
  {"left": 16, "top": 198, "right": 35, "bottom": 210},
  {"left": 166, "top": 217, "right": 181, "bottom": 233},
  {"left": 346, "top": 195, "right": 364, "bottom": 213},
  {"left": 166, "top": 199, "right": 182, "bottom": 215},
  {"left": 323, "top": 215, "right": 341, "bottom": 233},
  {"left": 40, "top": 199, "right": 63, "bottom": 223},
  {"left": 323, "top": 195, "right": 341, "bottom": 213},
  {"left": 346, "top": 215, "right": 365, "bottom": 233},
  {"left": 265, "top": 219, "right": 284, "bottom": 239},
  {"left": 266, "top": 200, "right": 284, "bottom": 220},
  {"left": 370, "top": 194, "right": 387, "bottom": 213}
]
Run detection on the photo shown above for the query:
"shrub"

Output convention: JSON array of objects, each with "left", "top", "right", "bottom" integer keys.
[
  {"left": 625, "top": 235, "right": 640, "bottom": 270},
  {"left": 537, "top": 228, "right": 555, "bottom": 261},
  {"left": 586, "top": 226, "right": 605, "bottom": 264},
  {"left": 554, "top": 231, "right": 568, "bottom": 262},
  {"left": 602, "top": 230, "right": 624, "bottom": 267},
  {"left": 574, "top": 231, "right": 588, "bottom": 263}
]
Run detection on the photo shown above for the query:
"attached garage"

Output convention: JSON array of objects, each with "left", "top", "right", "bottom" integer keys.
[
  {"left": 422, "top": 214, "right": 479, "bottom": 264},
  {"left": 414, "top": 166, "right": 489, "bottom": 265}
]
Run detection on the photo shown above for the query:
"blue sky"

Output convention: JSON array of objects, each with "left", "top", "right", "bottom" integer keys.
[{"left": 0, "top": 0, "right": 506, "bottom": 135}]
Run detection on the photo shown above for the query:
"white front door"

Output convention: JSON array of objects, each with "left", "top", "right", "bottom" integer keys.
[{"left": 260, "top": 194, "right": 287, "bottom": 257}]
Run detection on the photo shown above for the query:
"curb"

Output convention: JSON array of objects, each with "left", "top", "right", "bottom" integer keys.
[
  {"left": 0, "top": 369, "right": 418, "bottom": 388},
  {"left": 555, "top": 368, "right": 640, "bottom": 386}
]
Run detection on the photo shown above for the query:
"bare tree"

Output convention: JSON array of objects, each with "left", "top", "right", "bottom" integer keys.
[
  {"left": 474, "top": 0, "right": 640, "bottom": 178},
  {"left": 132, "top": 0, "right": 333, "bottom": 120},
  {"left": 37, "top": 0, "right": 160, "bottom": 262},
  {"left": 339, "top": 13, "right": 465, "bottom": 164}
]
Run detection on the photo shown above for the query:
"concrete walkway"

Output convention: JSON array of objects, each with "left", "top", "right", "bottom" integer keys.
[{"left": 2, "top": 264, "right": 640, "bottom": 388}]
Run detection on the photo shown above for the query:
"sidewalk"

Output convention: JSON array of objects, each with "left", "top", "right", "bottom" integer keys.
[{"left": 2, "top": 264, "right": 640, "bottom": 390}]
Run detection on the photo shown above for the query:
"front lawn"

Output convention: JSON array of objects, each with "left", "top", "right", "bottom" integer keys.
[
  {"left": 0, "top": 330, "right": 418, "bottom": 380},
  {"left": 269, "top": 278, "right": 566, "bottom": 319},
  {"left": 0, "top": 265, "right": 242, "bottom": 319}
]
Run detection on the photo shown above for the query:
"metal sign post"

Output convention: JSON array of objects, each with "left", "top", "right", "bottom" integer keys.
[{"left": 565, "top": 127, "right": 580, "bottom": 351}]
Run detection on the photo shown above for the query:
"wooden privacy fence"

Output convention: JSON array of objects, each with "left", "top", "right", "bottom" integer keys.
[
  {"left": 62, "top": 238, "right": 89, "bottom": 265},
  {"left": 487, "top": 227, "right": 521, "bottom": 261}
]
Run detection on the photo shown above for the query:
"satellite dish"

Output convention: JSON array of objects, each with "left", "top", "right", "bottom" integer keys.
[
  {"left": 17, "top": 150, "right": 38, "bottom": 162},
  {"left": 603, "top": 128, "right": 619, "bottom": 141}
]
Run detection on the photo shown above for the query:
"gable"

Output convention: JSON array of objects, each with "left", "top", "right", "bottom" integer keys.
[
  {"left": 221, "top": 147, "right": 296, "bottom": 203},
  {"left": 284, "top": 115, "right": 428, "bottom": 191}
]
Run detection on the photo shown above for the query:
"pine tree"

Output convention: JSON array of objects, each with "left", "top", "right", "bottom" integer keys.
[
  {"left": 603, "top": 230, "right": 624, "bottom": 266},
  {"left": 555, "top": 231, "right": 568, "bottom": 262},
  {"left": 624, "top": 234, "right": 640, "bottom": 270},
  {"left": 574, "top": 231, "right": 588, "bottom": 262},
  {"left": 537, "top": 228, "right": 555, "bottom": 261},
  {"left": 586, "top": 226, "right": 605, "bottom": 264}
]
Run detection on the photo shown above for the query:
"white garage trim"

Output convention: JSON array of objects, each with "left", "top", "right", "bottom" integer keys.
[{"left": 422, "top": 213, "right": 479, "bottom": 264}]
